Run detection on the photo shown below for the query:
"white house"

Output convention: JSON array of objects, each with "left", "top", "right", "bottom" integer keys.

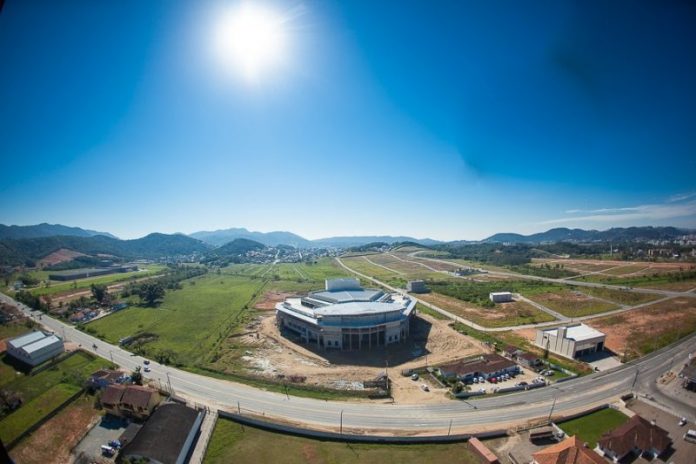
[{"left": 535, "top": 323, "right": 605, "bottom": 359}]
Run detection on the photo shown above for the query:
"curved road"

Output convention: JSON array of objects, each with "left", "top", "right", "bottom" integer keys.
[{"left": 2, "top": 291, "right": 694, "bottom": 435}]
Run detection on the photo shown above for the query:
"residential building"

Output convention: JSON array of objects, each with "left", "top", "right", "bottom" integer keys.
[
  {"left": 535, "top": 324, "right": 605, "bottom": 360},
  {"left": 406, "top": 280, "right": 429, "bottom": 293},
  {"left": 6, "top": 331, "right": 64, "bottom": 366},
  {"left": 100, "top": 384, "right": 161, "bottom": 420},
  {"left": 120, "top": 403, "right": 204, "bottom": 464},
  {"left": 439, "top": 353, "right": 520, "bottom": 382},
  {"left": 276, "top": 278, "right": 416, "bottom": 350},
  {"left": 517, "top": 352, "right": 544, "bottom": 370},
  {"left": 532, "top": 436, "right": 605, "bottom": 464},
  {"left": 489, "top": 292, "right": 513, "bottom": 303},
  {"left": 680, "top": 358, "right": 696, "bottom": 391},
  {"left": 86, "top": 369, "right": 124, "bottom": 390},
  {"left": 596, "top": 415, "right": 671, "bottom": 462}
]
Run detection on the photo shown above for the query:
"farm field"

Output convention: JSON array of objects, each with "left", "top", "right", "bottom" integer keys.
[
  {"left": 204, "top": 418, "right": 480, "bottom": 464},
  {"left": 0, "top": 351, "right": 111, "bottom": 446},
  {"left": 9, "top": 393, "right": 101, "bottom": 464},
  {"left": 419, "top": 292, "right": 555, "bottom": 327},
  {"left": 587, "top": 297, "right": 696, "bottom": 359},
  {"left": 526, "top": 289, "right": 618, "bottom": 318},
  {"left": 556, "top": 408, "right": 629, "bottom": 448},
  {"left": 25, "top": 264, "right": 168, "bottom": 297}
]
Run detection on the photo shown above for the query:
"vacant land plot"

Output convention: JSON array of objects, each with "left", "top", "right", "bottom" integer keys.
[
  {"left": 527, "top": 289, "right": 618, "bottom": 318},
  {"left": 10, "top": 393, "right": 102, "bottom": 464},
  {"left": 85, "top": 273, "right": 264, "bottom": 366},
  {"left": 419, "top": 292, "right": 555, "bottom": 327},
  {"left": 577, "top": 287, "right": 661, "bottom": 306},
  {"left": 204, "top": 418, "right": 479, "bottom": 464},
  {"left": 557, "top": 408, "right": 629, "bottom": 448},
  {"left": 587, "top": 297, "right": 696, "bottom": 358}
]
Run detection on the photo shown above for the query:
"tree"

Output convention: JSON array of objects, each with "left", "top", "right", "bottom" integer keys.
[
  {"left": 138, "top": 282, "right": 165, "bottom": 306},
  {"left": 91, "top": 283, "right": 108, "bottom": 305},
  {"left": 131, "top": 366, "right": 143, "bottom": 385}
]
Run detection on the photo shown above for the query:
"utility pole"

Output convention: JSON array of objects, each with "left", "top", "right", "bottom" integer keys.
[
  {"left": 448, "top": 418, "right": 453, "bottom": 436},
  {"left": 109, "top": 351, "right": 114, "bottom": 363},
  {"left": 631, "top": 368, "right": 640, "bottom": 393},
  {"left": 166, "top": 371, "right": 173, "bottom": 395},
  {"left": 340, "top": 410, "right": 344, "bottom": 435},
  {"left": 548, "top": 396, "right": 557, "bottom": 423}
]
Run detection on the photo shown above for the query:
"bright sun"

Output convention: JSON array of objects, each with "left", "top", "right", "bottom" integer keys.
[{"left": 213, "top": 4, "right": 287, "bottom": 82}]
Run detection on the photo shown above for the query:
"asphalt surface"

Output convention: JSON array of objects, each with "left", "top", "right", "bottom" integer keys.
[{"left": 2, "top": 291, "right": 694, "bottom": 435}]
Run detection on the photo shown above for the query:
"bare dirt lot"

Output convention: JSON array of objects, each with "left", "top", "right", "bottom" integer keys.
[
  {"left": 253, "top": 291, "right": 298, "bottom": 310},
  {"left": 10, "top": 394, "right": 101, "bottom": 464},
  {"left": 215, "top": 313, "right": 486, "bottom": 404},
  {"left": 528, "top": 289, "right": 617, "bottom": 317},
  {"left": 586, "top": 297, "right": 696, "bottom": 357},
  {"left": 533, "top": 258, "right": 694, "bottom": 278}
]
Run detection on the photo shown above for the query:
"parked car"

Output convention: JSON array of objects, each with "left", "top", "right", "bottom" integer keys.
[
  {"left": 411, "top": 373, "right": 419, "bottom": 381},
  {"left": 678, "top": 417, "right": 687, "bottom": 426},
  {"left": 144, "top": 366, "right": 151, "bottom": 373},
  {"left": 421, "top": 384, "right": 429, "bottom": 392}
]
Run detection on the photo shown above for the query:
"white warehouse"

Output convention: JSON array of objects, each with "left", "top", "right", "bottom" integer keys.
[
  {"left": 276, "top": 278, "right": 416, "bottom": 350},
  {"left": 535, "top": 323, "right": 606, "bottom": 359},
  {"left": 7, "top": 331, "right": 64, "bottom": 366},
  {"left": 489, "top": 292, "right": 513, "bottom": 303}
]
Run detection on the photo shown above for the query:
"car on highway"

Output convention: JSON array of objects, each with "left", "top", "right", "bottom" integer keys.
[
  {"left": 144, "top": 366, "right": 151, "bottom": 373},
  {"left": 678, "top": 417, "right": 687, "bottom": 426}
]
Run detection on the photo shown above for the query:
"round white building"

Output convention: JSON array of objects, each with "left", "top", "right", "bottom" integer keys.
[{"left": 275, "top": 278, "right": 416, "bottom": 350}]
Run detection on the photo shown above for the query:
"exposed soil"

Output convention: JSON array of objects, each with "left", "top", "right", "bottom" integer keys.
[
  {"left": 254, "top": 291, "right": 298, "bottom": 311},
  {"left": 215, "top": 313, "right": 486, "bottom": 404},
  {"left": 10, "top": 395, "right": 101, "bottom": 464},
  {"left": 37, "top": 248, "right": 87, "bottom": 268},
  {"left": 586, "top": 297, "right": 696, "bottom": 356}
]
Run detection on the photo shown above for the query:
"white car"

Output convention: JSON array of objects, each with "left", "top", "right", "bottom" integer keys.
[
  {"left": 144, "top": 366, "right": 151, "bottom": 373},
  {"left": 421, "top": 384, "right": 429, "bottom": 392},
  {"left": 679, "top": 417, "right": 687, "bottom": 427}
]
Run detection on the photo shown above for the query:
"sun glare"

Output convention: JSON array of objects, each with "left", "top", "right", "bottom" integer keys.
[{"left": 213, "top": 4, "right": 287, "bottom": 82}]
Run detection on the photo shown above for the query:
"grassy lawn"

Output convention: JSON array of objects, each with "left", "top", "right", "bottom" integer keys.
[
  {"left": 576, "top": 272, "right": 696, "bottom": 290},
  {"left": 527, "top": 289, "right": 618, "bottom": 318},
  {"left": 577, "top": 287, "right": 661, "bottom": 306},
  {"left": 204, "top": 418, "right": 479, "bottom": 464},
  {"left": 557, "top": 408, "right": 629, "bottom": 448},
  {"left": 1, "top": 351, "right": 111, "bottom": 407},
  {"left": 0, "top": 383, "right": 80, "bottom": 445},
  {"left": 26, "top": 265, "right": 167, "bottom": 297},
  {"left": 0, "top": 323, "right": 34, "bottom": 342}
]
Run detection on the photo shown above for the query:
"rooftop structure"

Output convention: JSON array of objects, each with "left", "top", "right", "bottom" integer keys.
[
  {"left": 597, "top": 415, "right": 671, "bottom": 462},
  {"left": 535, "top": 323, "right": 606, "bottom": 360},
  {"left": 406, "top": 280, "right": 429, "bottom": 293},
  {"left": 532, "top": 436, "right": 605, "bottom": 464},
  {"left": 439, "top": 353, "right": 520, "bottom": 381},
  {"left": 101, "top": 384, "right": 161, "bottom": 420},
  {"left": 6, "top": 330, "right": 64, "bottom": 366},
  {"left": 120, "top": 403, "right": 204, "bottom": 464},
  {"left": 276, "top": 278, "right": 416, "bottom": 350}
]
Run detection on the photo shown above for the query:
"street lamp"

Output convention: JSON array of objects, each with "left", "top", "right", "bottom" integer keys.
[{"left": 340, "top": 410, "right": 344, "bottom": 434}]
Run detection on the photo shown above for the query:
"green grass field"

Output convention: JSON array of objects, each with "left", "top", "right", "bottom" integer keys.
[
  {"left": 557, "top": 408, "right": 629, "bottom": 448},
  {"left": 527, "top": 289, "right": 618, "bottom": 318},
  {"left": 576, "top": 286, "right": 661, "bottom": 306},
  {"left": 0, "top": 383, "right": 81, "bottom": 445},
  {"left": 0, "top": 351, "right": 111, "bottom": 445},
  {"left": 203, "top": 418, "right": 479, "bottom": 464},
  {"left": 25, "top": 265, "right": 167, "bottom": 296}
]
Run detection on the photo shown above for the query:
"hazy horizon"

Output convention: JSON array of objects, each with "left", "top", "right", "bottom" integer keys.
[{"left": 1, "top": 1, "right": 695, "bottom": 241}]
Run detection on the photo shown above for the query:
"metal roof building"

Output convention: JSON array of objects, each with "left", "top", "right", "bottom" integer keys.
[
  {"left": 535, "top": 323, "right": 606, "bottom": 359},
  {"left": 276, "top": 278, "right": 416, "bottom": 350},
  {"left": 6, "top": 331, "right": 64, "bottom": 366}
]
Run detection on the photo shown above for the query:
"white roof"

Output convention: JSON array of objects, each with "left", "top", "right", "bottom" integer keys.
[
  {"left": 23, "top": 335, "right": 63, "bottom": 354},
  {"left": 544, "top": 323, "right": 605, "bottom": 341},
  {"left": 8, "top": 331, "right": 47, "bottom": 349},
  {"left": 314, "top": 301, "right": 404, "bottom": 317}
]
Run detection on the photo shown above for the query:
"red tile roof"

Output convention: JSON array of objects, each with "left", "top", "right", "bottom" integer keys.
[
  {"left": 533, "top": 436, "right": 605, "bottom": 464},
  {"left": 101, "top": 384, "right": 126, "bottom": 406},
  {"left": 597, "top": 415, "right": 671, "bottom": 457}
]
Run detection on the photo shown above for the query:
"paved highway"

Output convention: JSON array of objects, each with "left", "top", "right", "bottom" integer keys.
[{"left": 2, "top": 291, "right": 694, "bottom": 435}]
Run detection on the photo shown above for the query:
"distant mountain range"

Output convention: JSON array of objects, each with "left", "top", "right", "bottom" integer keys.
[
  {"left": 483, "top": 226, "right": 691, "bottom": 244},
  {"left": 0, "top": 223, "right": 692, "bottom": 267},
  {"left": 189, "top": 227, "right": 442, "bottom": 248},
  {"left": 190, "top": 228, "right": 312, "bottom": 247},
  {"left": 0, "top": 223, "right": 117, "bottom": 240}
]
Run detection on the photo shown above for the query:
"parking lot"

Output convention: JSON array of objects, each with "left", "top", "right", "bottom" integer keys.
[{"left": 72, "top": 415, "right": 128, "bottom": 461}]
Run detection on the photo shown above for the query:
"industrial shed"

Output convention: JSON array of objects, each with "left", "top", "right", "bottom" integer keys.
[{"left": 6, "top": 331, "right": 64, "bottom": 366}]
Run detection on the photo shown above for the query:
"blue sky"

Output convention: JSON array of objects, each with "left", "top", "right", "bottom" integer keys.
[{"left": 0, "top": 0, "right": 695, "bottom": 240}]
